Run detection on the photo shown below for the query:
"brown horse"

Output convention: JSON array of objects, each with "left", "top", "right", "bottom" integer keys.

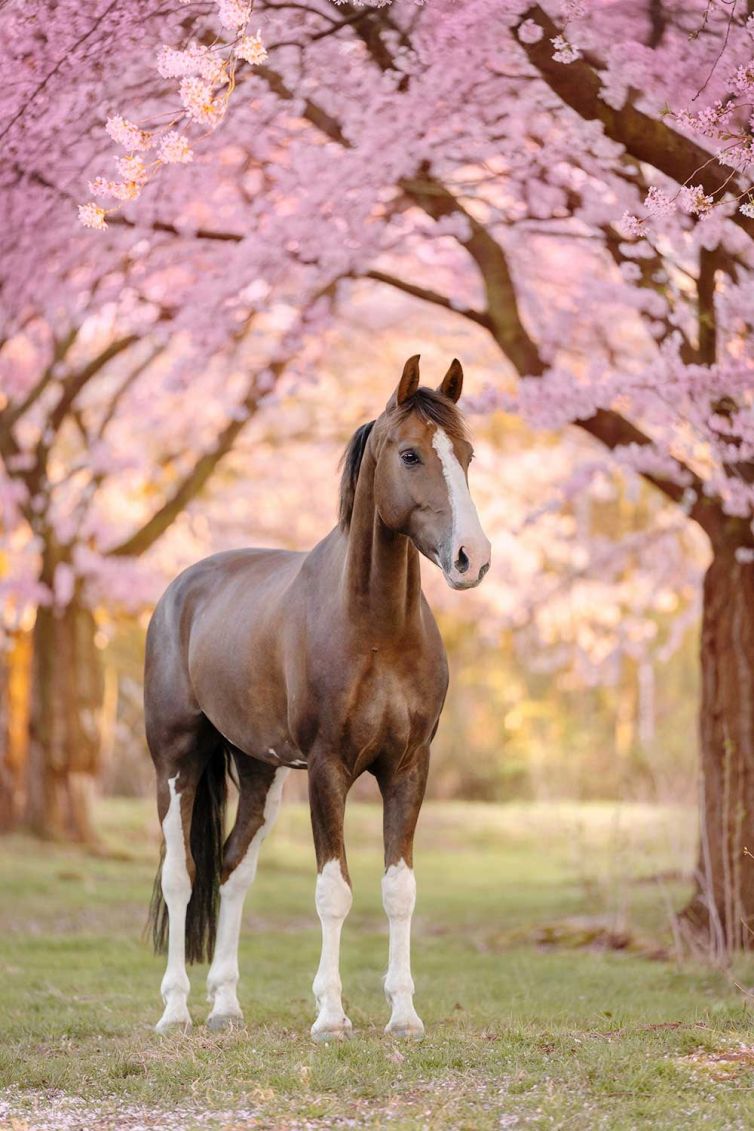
[{"left": 145, "top": 355, "right": 490, "bottom": 1040}]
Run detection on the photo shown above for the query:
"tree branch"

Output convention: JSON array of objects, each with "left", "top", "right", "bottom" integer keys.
[
  {"left": 95, "top": 346, "right": 164, "bottom": 443},
  {"left": 365, "top": 269, "right": 491, "bottom": 329},
  {"left": 251, "top": 56, "right": 725, "bottom": 536},
  {"left": 106, "top": 360, "right": 286, "bottom": 558},
  {"left": 0, "top": 327, "right": 79, "bottom": 433},
  {"left": 401, "top": 170, "right": 546, "bottom": 376},
  {"left": 517, "top": 5, "right": 754, "bottom": 243},
  {"left": 697, "top": 245, "right": 718, "bottom": 365},
  {"left": 46, "top": 336, "right": 138, "bottom": 439}
]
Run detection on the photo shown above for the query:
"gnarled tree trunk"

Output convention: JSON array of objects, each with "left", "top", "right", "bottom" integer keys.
[
  {"left": 678, "top": 548, "right": 754, "bottom": 955},
  {"left": 25, "top": 589, "right": 104, "bottom": 843}
]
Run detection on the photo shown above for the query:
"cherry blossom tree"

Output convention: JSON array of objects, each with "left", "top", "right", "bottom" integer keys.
[
  {"left": 0, "top": 287, "right": 330, "bottom": 838},
  {"left": 3, "top": 0, "right": 754, "bottom": 948}
]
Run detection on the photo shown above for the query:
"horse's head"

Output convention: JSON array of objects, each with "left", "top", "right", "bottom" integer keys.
[{"left": 353, "top": 355, "right": 491, "bottom": 590}]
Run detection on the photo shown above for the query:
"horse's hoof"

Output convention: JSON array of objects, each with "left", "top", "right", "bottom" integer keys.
[
  {"left": 385, "top": 1020, "right": 425, "bottom": 1040},
  {"left": 311, "top": 1019, "right": 353, "bottom": 1044},
  {"left": 155, "top": 1016, "right": 192, "bottom": 1035},
  {"left": 206, "top": 1013, "right": 245, "bottom": 1032}
]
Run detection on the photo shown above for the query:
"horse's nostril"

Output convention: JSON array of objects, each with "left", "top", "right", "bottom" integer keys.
[
  {"left": 455, "top": 547, "right": 470, "bottom": 574},
  {"left": 478, "top": 562, "right": 490, "bottom": 581}
]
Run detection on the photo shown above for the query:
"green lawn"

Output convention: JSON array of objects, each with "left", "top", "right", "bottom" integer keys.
[{"left": 1, "top": 797, "right": 753, "bottom": 1129}]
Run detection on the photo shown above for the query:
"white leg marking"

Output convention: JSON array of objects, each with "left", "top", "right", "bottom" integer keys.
[
  {"left": 311, "top": 859, "right": 353, "bottom": 1041},
  {"left": 156, "top": 774, "right": 192, "bottom": 1033},
  {"left": 432, "top": 426, "right": 490, "bottom": 583},
  {"left": 382, "top": 859, "right": 424, "bottom": 1037},
  {"left": 206, "top": 768, "right": 289, "bottom": 1027}
]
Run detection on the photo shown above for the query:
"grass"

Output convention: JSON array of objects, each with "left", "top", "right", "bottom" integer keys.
[{"left": 1, "top": 796, "right": 754, "bottom": 1129}]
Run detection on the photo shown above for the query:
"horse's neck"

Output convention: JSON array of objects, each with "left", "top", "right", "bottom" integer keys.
[{"left": 343, "top": 453, "right": 422, "bottom": 635}]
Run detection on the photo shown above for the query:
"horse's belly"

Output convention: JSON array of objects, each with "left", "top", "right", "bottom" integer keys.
[{"left": 189, "top": 633, "right": 302, "bottom": 764}]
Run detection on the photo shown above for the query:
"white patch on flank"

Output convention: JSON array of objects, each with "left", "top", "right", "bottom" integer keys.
[
  {"left": 382, "top": 859, "right": 424, "bottom": 1036},
  {"left": 431, "top": 426, "right": 485, "bottom": 574},
  {"left": 206, "top": 768, "right": 289, "bottom": 1024},
  {"left": 156, "top": 774, "right": 192, "bottom": 1032},
  {"left": 311, "top": 859, "right": 353, "bottom": 1039},
  {"left": 290, "top": 759, "right": 307, "bottom": 768},
  {"left": 267, "top": 747, "right": 279, "bottom": 758}
]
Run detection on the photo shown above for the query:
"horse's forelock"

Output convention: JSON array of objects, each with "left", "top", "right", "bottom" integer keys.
[{"left": 393, "top": 387, "right": 468, "bottom": 445}]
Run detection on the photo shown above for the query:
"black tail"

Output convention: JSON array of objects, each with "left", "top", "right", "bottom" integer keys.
[{"left": 148, "top": 745, "right": 230, "bottom": 964}]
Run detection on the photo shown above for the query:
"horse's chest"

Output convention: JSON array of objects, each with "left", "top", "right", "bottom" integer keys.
[
  {"left": 296, "top": 645, "right": 446, "bottom": 759},
  {"left": 349, "top": 666, "right": 415, "bottom": 745}
]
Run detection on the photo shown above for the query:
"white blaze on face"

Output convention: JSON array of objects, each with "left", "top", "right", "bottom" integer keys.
[{"left": 431, "top": 426, "right": 490, "bottom": 584}]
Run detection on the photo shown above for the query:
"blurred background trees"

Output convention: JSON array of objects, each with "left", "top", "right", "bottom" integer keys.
[{"left": 1, "top": 0, "right": 753, "bottom": 949}]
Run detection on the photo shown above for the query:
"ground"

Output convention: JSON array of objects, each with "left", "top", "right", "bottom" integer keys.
[{"left": 1, "top": 796, "right": 753, "bottom": 1130}]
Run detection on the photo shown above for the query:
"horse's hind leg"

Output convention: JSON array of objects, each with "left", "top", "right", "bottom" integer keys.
[
  {"left": 151, "top": 732, "right": 208, "bottom": 1033},
  {"left": 206, "top": 758, "right": 289, "bottom": 1030},
  {"left": 377, "top": 749, "right": 429, "bottom": 1039}
]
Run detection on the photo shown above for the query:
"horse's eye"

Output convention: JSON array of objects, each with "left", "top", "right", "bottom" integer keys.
[{"left": 400, "top": 449, "right": 421, "bottom": 466}]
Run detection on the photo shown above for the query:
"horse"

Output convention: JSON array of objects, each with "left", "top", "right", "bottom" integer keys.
[{"left": 145, "top": 355, "right": 491, "bottom": 1041}]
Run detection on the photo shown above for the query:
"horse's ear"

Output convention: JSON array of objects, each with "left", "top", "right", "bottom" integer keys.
[
  {"left": 438, "top": 358, "right": 463, "bottom": 403},
  {"left": 391, "top": 354, "right": 421, "bottom": 407}
]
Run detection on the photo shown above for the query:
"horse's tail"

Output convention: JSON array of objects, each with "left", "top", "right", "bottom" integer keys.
[{"left": 148, "top": 743, "right": 230, "bottom": 964}]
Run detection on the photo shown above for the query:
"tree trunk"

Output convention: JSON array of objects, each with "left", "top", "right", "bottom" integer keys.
[
  {"left": 0, "top": 649, "right": 14, "bottom": 831},
  {"left": 0, "top": 632, "right": 32, "bottom": 831},
  {"left": 678, "top": 549, "right": 754, "bottom": 955},
  {"left": 25, "top": 592, "right": 104, "bottom": 843}
]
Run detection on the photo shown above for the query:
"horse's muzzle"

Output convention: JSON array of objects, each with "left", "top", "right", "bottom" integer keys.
[{"left": 443, "top": 553, "right": 491, "bottom": 590}]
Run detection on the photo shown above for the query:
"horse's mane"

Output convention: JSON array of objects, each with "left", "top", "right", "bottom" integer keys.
[
  {"left": 339, "top": 420, "right": 376, "bottom": 531},
  {"left": 338, "top": 388, "right": 467, "bottom": 531}
]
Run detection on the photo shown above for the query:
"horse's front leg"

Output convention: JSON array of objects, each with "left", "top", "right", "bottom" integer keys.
[
  {"left": 308, "top": 758, "right": 353, "bottom": 1042},
  {"left": 378, "top": 751, "right": 429, "bottom": 1039}
]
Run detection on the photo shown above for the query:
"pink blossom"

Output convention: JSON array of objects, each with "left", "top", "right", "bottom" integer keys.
[
  {"left": 105, "top": 115, "right": 153, "bottom": 152},
  {"left": 551, "top": 35, "right": 580, "bottom": 64},
  {"left": 217, "top": 0, "right": 250, "bottom": 30},
  {"left": 237, "top": 32, "right": 267, "bottom": 65},
  {"left": 678, "top": 185, "right": 713, "bottom": 215},
  {"left": 179, "top": 76, "right": 226, "bottom": 126},
  {"left": 619, "top": 212, "right": 645, "bottom": 237},
  {"left": 156, "top": 42, "right": 225, "bottom": 84},
  {"left": 158, "top": 131, "right": 194, "bottom": 163},
  {"left": 644, "top": 186, "right": 674, "bottom": 216},
  {"left": 114, "top": 155, "right": 149, "bottom": 183},
  {"left": 88, "top": 177, "right": 141, "bottom": 201},
  {"left": 517, "top": 20, "right": 543, "bottom": 45},
  {"left": 77, "top": 202, "right": 108, "bottom": 230}
]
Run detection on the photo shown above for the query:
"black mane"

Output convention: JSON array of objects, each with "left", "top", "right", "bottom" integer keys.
[{"left": 338, "top": 419, "right": 376, "bottom": 530}]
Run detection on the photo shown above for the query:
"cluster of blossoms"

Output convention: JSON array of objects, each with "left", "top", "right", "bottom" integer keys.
[
  {"left": 611, "top": 23, "right": 754, "bottom": 238},
  {"left": 550, "top": 34, "right": 580, "bottom": 64},
  {"left": 621, "top": 177, "right": 733, "bottom": 236},
  {"left": 78, "top": 3, "right": 267, "bottom": 230},
  {"left": 674, "top": 95, "right": 754, "bottom": 178},
  {"left": 622, "top": 181, "right": 716, "bottom": 236}
]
